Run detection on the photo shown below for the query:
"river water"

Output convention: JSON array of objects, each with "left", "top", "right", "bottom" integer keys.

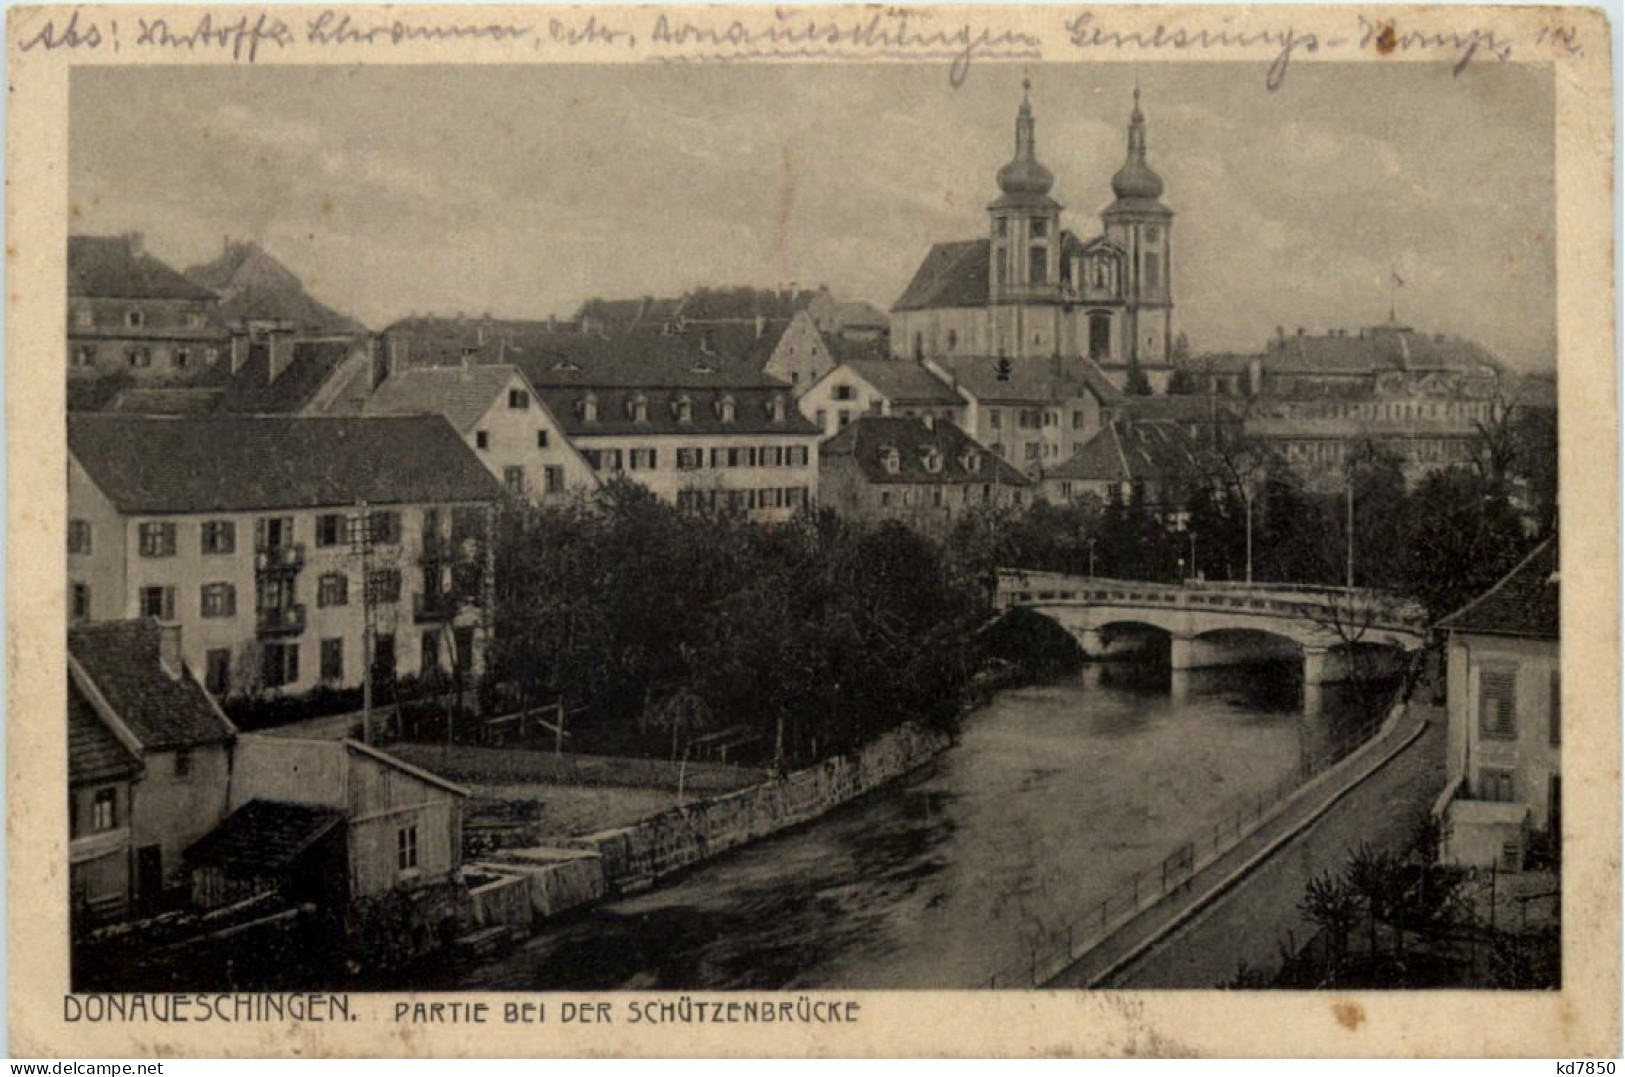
[{"left": 439, "top": 662, "right": 1380, "bottom": 991}]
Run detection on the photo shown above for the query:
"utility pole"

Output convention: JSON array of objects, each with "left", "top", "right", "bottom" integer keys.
[
  {"left": 350, "top": 500, "right": 376, "bottom": 745},
  {"left": 1244, "top": 489, "right": 1254, "bottom": 585},
  {"left": 1345, "top": 478, "right": 1355, "bottom": 590}
]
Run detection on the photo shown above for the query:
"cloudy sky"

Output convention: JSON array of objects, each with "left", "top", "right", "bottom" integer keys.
[{"left": 70, "top": 62, "right": 1554, "bottom": 366}]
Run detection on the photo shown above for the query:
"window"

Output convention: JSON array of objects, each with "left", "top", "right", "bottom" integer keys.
[
  {"left": 454, "top": 626, "right": 474, "bottom": 673},
  {"left": 68, "top": 520, "right": 92, "bottom": 555},
  {"left": 200, "top": 582, "right": 236, "bottom": 618},
  {"left": 258, "top": 516, "right": 295, "bottom": 549},
  {"left": 373, "top": 634, "right": 397, "bottom": 680},
  {"left": 369, "top": 512, "right": 400, "bottom": 546},
  {"left": 262, "top": 643, "right": 299, "bottom": 689},
  {"left": 1550, "top": 669, "right": 1561, "bottom": 747},
  {"left": 397, "top": 825, "right": 419, "bottom": 874},
  {"left": 1144, "top": 253, "right": 1161, "bottom": 292},
  {"left": 139, "top": 586, "right": 175, "bottom": 621},
  {"left": 475, "top": 430, "right": 490, "bottom": 450},
  {"left": 881, "top": 448, "right": 901, "bottom": 475},
  {"left": 73, "top": 307, "right": 94, "bottom": 329},
  {"left": 205, "top": 649, "right": 230, "bottom": 695},
  {"left": 127, "top": 347, "right": 152, "bottom": 368},
  {"left": 190, "top": 520, "right": 232, "bottom": 556},
  {"left": 1478, "top": 667, "right": 1518, "bottom": 740},
  {"left": 1479, "top": 767, "right": 1516, "bottom": 803},
  {"left": 946, "top": 329, "right": 958, "bottom": 351},
  {"left": 996, "top": 218, "right": 1008, "bottom": 238},
  {"left": 629, "top": 448, "right": 658, "bottom": 470},
  {"left": 760, "top": 446, "right": 783, "bottom": 468},
  {"left": 1029, "top": 246, "right": 1047, "bottom": 285},
  {"left": 126, "top": 309, "right": 145, "bottom": 329},
  {"left": 321, "top": 638, "right": 344, "bottom": 682},
  {"left": 988, "top": 408, "right": 1002, "bottom": 430},
  {"left": 173, "top": 749, "right": 191, "bottom": 780},
  {"left": 1030, "top": 219, "right": 1048, "bottom": 239},
  {"left": 815, "top": 409, "right": 828, "bottom": 429},
  {"left": 91, "top": 787, "right": 117, "bottom": 832},
  {"left": 838, "top": 410, "right": 852, "bottom": 428},
  {"left": 718, "top": 396, "right": 736, "bottom": 423},
  {"left": 676, "top": 448, "right": 702, "bottom": 471},
  {"left": 315, "top": 514, "right": 344, "bottom": 548},
  {"left": 71, "top": 583, "right": 91, "bottom": 622},
  {"left": 1072, "top": 411, "right": 1086, "bottom": 430},
  {"left": 138, "top": 522, "right": 176, "bottom": 558},
  {"left": 504, "top": 467, "right": 526, "bottom": 495},
  {"left": 879, "top": 491, "right": 892, "bottom": 508},
  {"left": 174, "top": 348, "right": 191, "bottom": 370},
  {"left": 368, "top": 568, "right": 402, "bottom": 604},
  {"left": 73, "top": 345, "right": 95, "bottom": 367},
  {"left": 1146, "top": 226, "right": 1161, "bottom": 244},
  {"left": 1025, "top": 443, "right": 1042, "bottom": 461},
  {"left": 536, "top": 429, "right": 549, "bottom": 448},
  {"left": 833, "top": 385, "right": 855, "bottom": 402},
  {"left": 508, "top": 388, "right": 530, "bottom": 409},
  {"left": 318, "top": 572, "right": 348, "bottom": 608},
  {"left": 1089, "top": 312, "right": 1112, "bottom": 358},
  {"left": 421, "top": 631, "right": 440, "bottom": 675},
  {"left": 545, "top": 466, "right": 565, "bottom": 493}
]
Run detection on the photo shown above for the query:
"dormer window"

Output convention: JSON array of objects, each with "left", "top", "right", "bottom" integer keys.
[
  {"left": 920, "top": 448, "right": 943, "bottom": 474},
  {"left": 553, "top": 359, "right": 581, "bottom": 372},
  {"left": 630, "top": 392, "right": 649, "bottom": 423},
  {"left": 579, "top": 393, "right": 598, "bottom": 423},
  {"left": 717, "top": 395, "right": 736, "bottom": 424},
  {"left": 673, "top": 395, "right": 693, "bottom": 423},
  {"left": 961, "top": 449, "right": 982, "bottom": 474},
  {"left": 769, "top": 394, "right": 787, "bottom": 422},
  {"left": 880, "top": 446, "right": 901, "bottom": 475},
  {"left": 126, "top": 309, "right": 145, "bottom": 329}
]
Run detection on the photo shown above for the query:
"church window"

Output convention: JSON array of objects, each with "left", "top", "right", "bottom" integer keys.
[
  {"left": 996, "top": 218, "right": 1009, "bottom": 238},
  {"left": 996, "top": 254, "right": 1009, "bottom": 287},
  {"left": 1030, "top": 220, "right": 1047, "bottom": 239},
  {"left": 1088, "top": 313, "right": 1112, "bottom": 359},
  {"left": 1029, "top": 246, "right": 1047, "bottom": 285},
  {"left": 1145, "top": 253, "right": 1162, "bottom": 292},
  {"left": 1146, "top": 226, "right": 1161, "bottom": 244}
]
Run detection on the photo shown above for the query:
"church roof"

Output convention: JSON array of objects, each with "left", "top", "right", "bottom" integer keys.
[{"left": 891, "top": 240, "right": 990, "bottom": 312}]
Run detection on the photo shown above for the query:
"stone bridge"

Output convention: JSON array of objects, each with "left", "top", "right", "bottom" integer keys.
[{"left": 994, "top": 570, "right": 1428, "bottom": 703}]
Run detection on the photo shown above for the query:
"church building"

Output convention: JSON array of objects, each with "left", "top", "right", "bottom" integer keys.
[{"left": 891, "top": 84, "right": 1176, "bottom": 394}]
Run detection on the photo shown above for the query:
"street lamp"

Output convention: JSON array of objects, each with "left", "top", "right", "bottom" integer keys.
[{"left": 1189, "top": 530, "right": 1198, "bottom": 581}]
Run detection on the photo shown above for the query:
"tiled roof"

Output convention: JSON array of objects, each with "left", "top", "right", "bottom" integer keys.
[
  {"left": 184, "top": 242, "right": 367, "bottom": 335},
  {"left": 69, "top": 620, "right": 235, "bottom": 751},
  {"left": 674, "top": 287, "right": 813, "bottom": 322},
  {"left": 360, "top": 365, "right": 523, "bottom": 431},
  {"left": 185, "top": 799, "right": 345, "bottom": 874},
  {"left": 1049, "top": 420, "right": 1207, "bottom": 484},
  {"left": 838, "top": 360, "right": 964, "bottom": 406},
  {"left": 68, "top": 678, "right": 142, "bottom": 785},
  {"left": 821, "top": 416, "right": 1029, "bottom": 487},
  {"left": 500, "top": 327, "right": 788, "bottom": 390},
  {"left": 1263, "top": 325, "right": 1504, "bottom": 376},
  {"left": 1120, "top": 395, "right": 1242, "bottom": 424},
  {"left": 822, "top": 333, "right": 893, "bottom": 366},
  {"left": 211, "top": 340, "right": 364, "bottom": 415},
  {"left": 1437, "top": 537, "right": 1559, "bottom": 640},
  {"left": 110, "top": 388, "right": 226, "bottom": 415},
  {"left": 534, "top": 384, "right": 816, "bottom": 438},
  {"left": 69, "top": 236, "right": 218, "bottom": 302},
  {"left": 930, "top": 355, "right": 1124, "bottom": 406},
  {"left": 70, "top": 414, "right": 502, "bottom": 513},
  {"left": 892, "top": 240, "right": 991, "bottom": 312}
]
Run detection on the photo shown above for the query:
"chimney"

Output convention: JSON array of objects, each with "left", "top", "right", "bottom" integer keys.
[
  {"left": 229, "top": 330, "right": 249, "bottom": 374},
  {"left": 124, "top": 232, "right": 145, "bottom": 259},
  {"left": 922, "top": 412, "right": 935, "bottom": 431},
  {"left": 156, "top": 623, "right": 183, "bottom": 680},
  {"left": 368, "top": 337, "right": 388, "bottom": 390},
  {"left": 755, "top": 314, "right": 767, "bottom": 340}
]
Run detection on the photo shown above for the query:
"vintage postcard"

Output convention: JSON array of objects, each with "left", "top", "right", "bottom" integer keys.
[{"left": 6, "top": 2, "right": 1618, "bottom": 1058}]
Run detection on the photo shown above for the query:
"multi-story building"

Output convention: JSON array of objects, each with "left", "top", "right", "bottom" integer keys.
[
  {"left": 819, "top": 416, "right": 1031, "bottom": 529},
  {"left": 68, "top": 414, "right": 503, "bottom": 700},
  {"left": 1175, "top": 322, "right": 1506, "bottom": 487},
  {"left": 348, "top": 363, "right": 598, "bottom": 504},
  {"left": 925, "top": 354, "right": 1123, "bottom": 480},
  {"left": 891, "top": 84, "right": 1176, "bottom": 392},
  {"left": 68, "top": 620, "right": 237, "bottom": 920},
  {"left": 799, "top": 359, "right": 969, "bottom": 438},
  {"left": 504, "top": 351, "right": 821, "bottom": 521},
  {"left": 68, "top": 234, "right": 228, "bottom": 385},
  {"left": 1436, "top": 537, "right": 1560, "bottom": 870}
]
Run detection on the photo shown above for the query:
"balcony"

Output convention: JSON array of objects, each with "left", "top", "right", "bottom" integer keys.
[
  {"left": 420, "top": 532, "right": 480, "bottom": 565},
  {"left": 255, "top": 542, "right": 306, "bottom": 574},
  {"left": 413, "top": 590, "right": 460, "bottom": 624},
  {"left": 256, "top": 604, "right": 306, "bottom": 637}
]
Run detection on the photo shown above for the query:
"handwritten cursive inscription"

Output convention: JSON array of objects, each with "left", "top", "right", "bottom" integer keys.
[{"left": 305, "top": 10, "right": 530, "bottom": 48}]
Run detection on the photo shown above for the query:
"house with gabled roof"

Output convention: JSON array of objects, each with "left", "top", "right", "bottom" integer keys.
[
  {"left": 68, "top": 415, "right": 503, "bottom": 703},
  {"left": 68, "top": 234, "right": 229, "bottom": 387},
  {"left": 69, "top": 620, "right": 238, "bottom": 920},
  {"left": 1435, "top": 537, "right": 1561, "bottom": 870},
  {"left": 819, "top": 415, "right": 1030, "bottom": 530},
  {"left": 799, "top": 359, "right": 969, "bottom": 439},
  {"left": 348, "top": 363, "right": 599, "bottom": 504}
]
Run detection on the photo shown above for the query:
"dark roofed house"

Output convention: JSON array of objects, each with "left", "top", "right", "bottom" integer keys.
[
  {"left": 1045, "top": 418, "right": 1210, "bottom": 507},
  {"left": 68, "top": 620, "right": 236, "bottom": 920},
  {"left": 1435, "top": 537, "right": 1561, "bottom": 870},
  {"left": 799, "top": 358, "right": 969, "bottom": 439},
  {"left": 68, "top": 234, "right": 229, "bottom": 393},
  {"left": 68, "top": 415, "right": 503, "bottom": 702},
  {"left": 820, "top": 415, "right": 1030, "bottom": 531}
]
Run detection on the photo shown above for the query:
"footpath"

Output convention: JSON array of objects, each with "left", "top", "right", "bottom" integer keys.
[{"left": 1044, "top": 700, "right": 1437, "bottom": 989}]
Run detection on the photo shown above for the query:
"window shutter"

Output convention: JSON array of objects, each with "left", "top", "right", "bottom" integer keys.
[{"left": 1478, "top": 668, "right": 1517, "bottom": 739}]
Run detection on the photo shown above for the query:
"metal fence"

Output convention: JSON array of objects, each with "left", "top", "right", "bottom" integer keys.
[{"left": 983, "top": 671, "right": 1417, "bottom": 989}]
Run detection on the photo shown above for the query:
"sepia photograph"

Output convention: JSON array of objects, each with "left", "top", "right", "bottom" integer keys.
[
  {"left": 57, "top": 56, "right": 1564, "bottom": 995},
  {"left": 8, "top": 2, "right": 1616, "bottom": 1058}
]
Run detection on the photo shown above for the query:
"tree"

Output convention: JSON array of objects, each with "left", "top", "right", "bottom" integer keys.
[
  {"left": 1299, "top": 869, "right": 1360, "bottom": 981},
  {"left": 1396, "top": 467, "right": 1528, "bottom": 622},
  {"left": 645, "top": 683, "right": 714, "bottom": 802}
]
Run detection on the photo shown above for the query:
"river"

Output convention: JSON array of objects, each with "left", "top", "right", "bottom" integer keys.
[{"left": 435, "top": 661, "right": 1383, "bottom": 991}]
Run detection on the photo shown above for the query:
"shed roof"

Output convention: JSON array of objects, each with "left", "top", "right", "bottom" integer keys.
[{"left": 185, "top": 800, "right": 345, "bottom": 874}]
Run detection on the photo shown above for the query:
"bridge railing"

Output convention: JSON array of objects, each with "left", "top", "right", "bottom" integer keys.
[{"left": 993, "top": 569, "right": 1428, "bottom": 630}]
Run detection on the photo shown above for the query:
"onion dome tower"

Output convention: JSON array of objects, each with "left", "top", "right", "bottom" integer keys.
[
  {"left": 1101, "top": 88, "right": 1175, "bottom": 380},
  {"left": 989, "top": 80, "right": 1063, "bottom": 305}
]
